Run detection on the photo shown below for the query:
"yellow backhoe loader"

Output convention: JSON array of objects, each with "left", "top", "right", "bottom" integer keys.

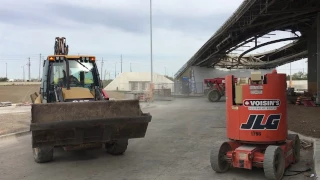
[{"left": 30, "top": 37, "right": 152, "bottom": 163}]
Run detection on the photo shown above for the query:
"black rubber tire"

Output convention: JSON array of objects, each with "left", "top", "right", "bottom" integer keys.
[
  {"left": 287, "top": 134, "right": 301, "bottom": 163},
  {"left": 208, "top": 89, "right": 221, "bottom": 102},
  {"left": 33, "top": 146, "right": 54, "bottom": 163},
  {"left": 210, "top": 141, "right": 231, "bottom": 173},
  {"left": 263, "top": 145, "right": 285, "bottom": 180},
  {"left": 105, "top": 139, "right": 128, "bottom": 155}
]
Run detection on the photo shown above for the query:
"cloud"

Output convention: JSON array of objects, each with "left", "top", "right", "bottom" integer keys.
[
  {"left": 0, "top": 0, "right": 307, "bottom": 79},
  {"left": 0, "top": 0, "right": 239, "bottom": 34}
]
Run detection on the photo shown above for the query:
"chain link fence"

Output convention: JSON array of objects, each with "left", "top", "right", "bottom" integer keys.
[
  {"left": 105, "top": 81, "right": 208, "bottom": 101},
  {"left": 153, "top": 82, "right": 208, "bottom": 100}
]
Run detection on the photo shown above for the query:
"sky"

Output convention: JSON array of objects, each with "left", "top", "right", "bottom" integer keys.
[{"left": 0, "top": 0, "right": 307, "bottom": 80}]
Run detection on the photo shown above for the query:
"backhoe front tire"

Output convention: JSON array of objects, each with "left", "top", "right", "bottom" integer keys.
[
  {"left": 105, "top": 139, "right": 128, "bottom": 155},
  {"left": 33, "top": 146, "right": 54, "bottom": 163}
]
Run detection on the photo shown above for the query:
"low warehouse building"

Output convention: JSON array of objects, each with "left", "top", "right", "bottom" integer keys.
[{"left": 104, "top": 72, "right": 174, "bottom": 92}]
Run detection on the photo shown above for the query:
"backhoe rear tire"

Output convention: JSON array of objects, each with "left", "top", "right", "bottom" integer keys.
[
  {"left": 105, "top": 139, "right": 128, "bottom": 155},
  {"left": 33, "top": 146, "right": 54, "bottom": 163}
]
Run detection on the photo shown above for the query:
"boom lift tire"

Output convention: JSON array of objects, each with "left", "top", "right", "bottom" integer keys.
[
  {"left": 105, "top": 139, "right": 128, "bottom": 155},
  {"left": 33, "top": 146, "right": 54, "bottom": 163},
  {"left": 287, "top": 134, "right": 301, "bottom": 163},
  {"left": 210, "top": 141, "right": 231, "bottom": 173},
  {"left": 208, "top": 89, "right": 221, "bottom": 102},
  {"left": 263, "top": 145, "right": 285, "bottom": 180}
]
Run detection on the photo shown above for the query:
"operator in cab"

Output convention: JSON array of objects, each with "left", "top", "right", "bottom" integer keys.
[
  {"left": 67, "top": 69, "right": 80, "bottom": 84},
  {"left": 57, "top": 69, "right": 80, "bottom": 87}
]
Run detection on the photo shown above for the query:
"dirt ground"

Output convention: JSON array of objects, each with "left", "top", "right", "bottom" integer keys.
[
  {"left": 0, "top": 108, "right": 30, "bottom": 136},
  {"left": 288, "top": 104, "right": 320, "bottom": 138},
  {"left": 0, "top": 85, "right": 126, "bottom": 103},
  {"left": 0, "top": 85, "right": 40, "bottom": 103}
]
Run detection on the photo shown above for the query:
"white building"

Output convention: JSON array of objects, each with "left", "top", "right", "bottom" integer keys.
[
  {"left": 287, "top": 80, "right": 307, "bottom": 91},
  {"left": 104, "top": 72, "right": 174, "bottom": 92}
]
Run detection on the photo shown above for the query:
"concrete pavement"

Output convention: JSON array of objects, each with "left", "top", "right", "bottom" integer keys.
[{"left": 0, "top": 98, "right": 314, "bottom": 180}]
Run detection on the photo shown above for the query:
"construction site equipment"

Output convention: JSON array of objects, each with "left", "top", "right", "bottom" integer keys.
[
  {"left": 30, "top": 37, "right": 152, "bottom": 163},
  {"left": 210, "top": 70, "right": 300, "bottom": 180},
  {"left": 54, "top": 37, "right": 69, "bottom": 55},
  {"left": 297, "top": 96, "right": 317, "bottom": 107},
  {"left": 204, "top": 78, "right": 237, "bottom": 102}
]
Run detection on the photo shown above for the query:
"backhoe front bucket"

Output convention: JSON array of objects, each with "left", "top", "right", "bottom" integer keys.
[{"left": 30, "top": 100, "right": 152, "bottom": 148}]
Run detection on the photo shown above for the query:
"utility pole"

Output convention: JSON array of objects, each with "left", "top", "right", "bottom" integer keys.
[
  {"left": 104, "top": 69, "right": 107, "bottom": 80},
  {"left": 114, "top": 63, "right": 117, "bottom": 78},
  {"left": 5, "top": 62, "right": 7, "bottom": 79},
  {"left": 28, "top": 57, "right": 31, "bottom": 81},
  {"left": 121, "top": 54, "right": 123, "bottom": 73},
  {"left": 289, "top": 62, "right": 292, "bottom": 88},
  {"left": 101, "top": 58, "right": 104, "bottom": 80},
  {"left": 39, "top": 53, "right": 41, "bottom": 80},
  {"left": 130, "top": 63, "right": 132, "bottom": 72},
  {"left": 22, "top": 66, "right": 25, "bottom": 82},
  {"left": 150, "top": 0, "right": 153, "bottom": 83}
]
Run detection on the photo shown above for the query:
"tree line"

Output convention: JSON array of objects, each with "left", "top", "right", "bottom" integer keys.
[
  {"left": 0, "top": 77, "right": 8, "bottom": 82},
  {"left": 286, "top": 71, "right": 307, "bottom": 80}
]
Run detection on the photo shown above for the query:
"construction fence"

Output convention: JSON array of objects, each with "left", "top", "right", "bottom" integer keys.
[
  {"left": 154, "top": 82, "right": 207, "bottom": 96},
  {"left": 107, "top": 80, "right": 309, "bottom": 101},
  {"left": 107, "top": 82, "right": 208, "bottom": 101}
]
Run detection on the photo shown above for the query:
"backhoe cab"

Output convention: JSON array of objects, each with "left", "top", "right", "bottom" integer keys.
[{"left": 45, "top": 55, "right": 107, "bottom": 103}]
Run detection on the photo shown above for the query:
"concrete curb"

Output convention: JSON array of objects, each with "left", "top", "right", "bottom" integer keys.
[
  {"left": 141, "top": 105, "right": 157, "bottom": 109},
  {"left": 288, "top": 130, "right": 318, "bottom": 179},
  {"left": 0, "top": 130, "right": 30, "bottom": 139}
]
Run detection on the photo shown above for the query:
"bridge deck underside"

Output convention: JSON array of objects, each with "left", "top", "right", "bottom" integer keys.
[{"left": 176, "top": 0, "right": 320, "bottom": 78}]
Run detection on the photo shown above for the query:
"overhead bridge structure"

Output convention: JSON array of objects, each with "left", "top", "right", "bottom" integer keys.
[{"left": 175, "top": 0, "right": 320, "bottom": 96}]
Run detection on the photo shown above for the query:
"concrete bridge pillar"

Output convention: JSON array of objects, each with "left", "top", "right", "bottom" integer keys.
[{"left": 307, "top": 13, "right": 320, "bottom": 102}]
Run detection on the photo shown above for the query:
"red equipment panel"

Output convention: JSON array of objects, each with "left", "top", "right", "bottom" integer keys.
[{"left": 225, "top": 71, "right": 287, "bottom": 144}]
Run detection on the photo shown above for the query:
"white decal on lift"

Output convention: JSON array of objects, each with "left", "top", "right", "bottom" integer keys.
[
  {"left": 243, "top": 99, "right": 280, "bottom": 110},
  {"left": 249, "top": 85, "right": 263, "bottom": 90},
  {"left": 250, "top": 90, "right": 263, "bottom": 94}
]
